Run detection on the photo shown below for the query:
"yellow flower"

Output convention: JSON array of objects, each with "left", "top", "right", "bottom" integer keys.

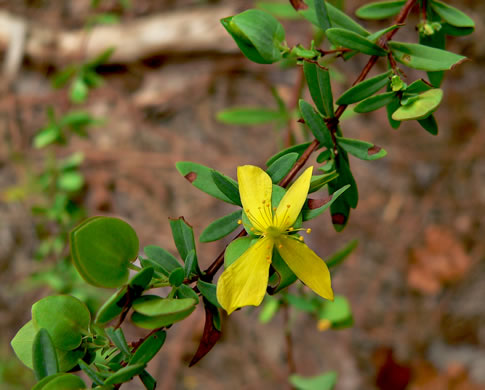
[{"left": 216, "top": 165, "right": 334, "bottom": 314}]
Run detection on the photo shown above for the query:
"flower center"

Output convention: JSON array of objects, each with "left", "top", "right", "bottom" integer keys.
[{"left": 265, "top": 226, "right": 283, "bottom": 239}]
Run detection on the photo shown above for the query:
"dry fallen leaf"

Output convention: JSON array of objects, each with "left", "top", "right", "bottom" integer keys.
[{"left": 408, "top": 226, "right": 471, "bottom": 295}]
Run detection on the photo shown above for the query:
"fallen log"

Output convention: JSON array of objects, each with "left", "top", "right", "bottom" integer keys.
[{"left": 0, "top": 5, "right": 238, "bottom": 67}]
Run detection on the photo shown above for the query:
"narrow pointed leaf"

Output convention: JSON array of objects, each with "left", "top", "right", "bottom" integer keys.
[
  {"left": 77, "top": 360, "right": 105, "bottom": 386},
  {"left": 336, "top": 137, "right": 387, "bottom": 160},
  {"left": 200, "top": 210, "right": 242, "bottom": 243},
  {"left": 104, "top": 363, "right": 146, "bottom": 385},
  {"left": 266, "top": 141, "right": 313, "bottom": 166},
  {"left": 302, "top": 184, "right": 350, "bottom": 220},
  {"left": 418, "top": 114, "right": 438, "bottom": 135},
  {"left": 354, "top": 91, "right": 396, "bottom": 113},
  {"left": 299, "top": 100, "right": 333, "bottom": 149},
  {"left": 356, "top": 0, "right": 405, "bottom": 20},
  {"left": 314, "top": 0, "right": 331, "bottom": 31},
  {"left": 197, "top": 280, "right": 221, "bottom": 308},
  {"left": 266, "top": 153, "right": 299, "bottom": 183},
  {"left": 144, "top": 245, "right": 181, "bottom": 276},
  {"left": 169, "top": 217, "right": 199, "bottom": 275},
  {"left": 33, "top": 329, "right": 59, "bottom": 380},
  {"left": 139, "top": 370, "right": 157, "bottom": 390},
  {"left": 326, "top": 28, "right": 387, "bottom": 56},
  {"left": 176, "top": 162, "right": 240, "bottom": 205},
  {"left": 303, "top": 61, "right": 334, "bottom": 117},
  {"left": 217, "top": 107, "right": 283, "bottom": 125},
  {"left": 106, "top": 328, "right": 131, "bottom": 359},
  {"left": 336, "top": 71, "right": 391, "bottom": 105},
  {"left": 430, "top": 0, "right": 475, "bottom": 28},
  {"left": 211, "top": 170, "right": 242, "bottom": 206},
  {"left": 130, "top": 330, "right": 166, "bottom": 365},
  {"left": 169, "top": 267, "right": 185, "bottom": 287},
  {"left": 388, "top": 41, "right": 466, "bottom": 71}
]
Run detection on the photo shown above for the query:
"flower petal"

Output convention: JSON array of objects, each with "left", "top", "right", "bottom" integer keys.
[
  {"left": 275, "top": 166, "right": 313, "bottom": 229},
  {"left": 277, "top": 235, "right": 333, "bottom": 300},
  {"left": 238, "top": 165, "right": 273, "bottom": 230},
  {"left": 217, "top": 237, "right": 273, "bottom": 315}
]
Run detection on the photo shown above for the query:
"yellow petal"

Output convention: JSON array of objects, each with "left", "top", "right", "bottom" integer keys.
[
  {"left": 274, "top": 166, "right": 313, "bottom": 229},
  {"left": 237, "top": 165, "right": 273, "bottom": 230},
  {"left": 217, "top": 237, "right": 273, "bottom": 314},
  {"left": 277, "top": 235, "right": 333, "bottom": 300}
]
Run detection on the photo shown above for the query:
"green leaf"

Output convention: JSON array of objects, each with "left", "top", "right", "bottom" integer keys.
[
  {"left": 106, "top": 327, "right": 131, "bottom": 358},
  {"left": 319, "top": 295, "right": 353, "bottom": 328},
  {"left": 302, "top": 184, "right": 349, "bottom": 221},
  {"left": 336, "top": 71, "right": 391, "bottom": 105},
  {"left": 405, "top": 79, "right": 433, "bottom": 94},
  {"left": 131, "top": 296, "right": 197, "bottom": 329},
  {"left": 367, "top": 24, "right": 401, "bottom": 42},
  {"left": 326, "top": 28, "right": 387, "bottom": 56},
  {"left": 104, "top": 363, "right": 146, "bottom": 385},
  {"left": 57, "top": 172, "right": 84, "bottom": 192},
  {"left": 303, "top": 61, "right": 334, "bottom": 118},
  {"left": 301, "top": 1, "right": 370, "bottom": 36},
  {"left": 418, "top": 114, "right": 438, "bottom": 135},
  {"left": 211, "top": 170, "right": 242, "bottom": 206},
  {"left": 441, "top": 23, "right": 474, "bottom": 36},
  {"left": 388, "top": 41, "right": 467, "bottom": 71},
  {"left": 11, "top": 320, "right": 36, "bottom": 369},
  {"left": 52, "top": 66, "right": 77, "bottom": 88},
  {"left": 32, "top": 329, "right": 59, "bottom": 380},
  {"left": 169, "top": 267, "right": 185, "bottom": 287},
  {"left": 259, "top": 296, "right": 280, "bottom": 323},
  {"left": 197, "top": 280, "right": 221, "bottom": 308},
  {"left": 430, "top": 0, "right": 474, "bottom": 28},
  {"left": 392, "top": 89, "right": 443, "bottom": 121},
  {"left": 386, "top": 88, "right": 401, "bottom": 129},
  {"left": 176, "top": 162, "right": 240, "bottom": 205},
  {"left": 266, "top": 153, "right": 298, "bottom": 183},
  {"left": 38, "top": 373, "right": 86, "bottom": 390},
  {"left": 87, "top": 47, "right": 116, "bottom": 68},
  {"left": 326, "top": 239, "right": 358, "bottom": 268},
  {"left": 70, "top": 216, "right": 139, "bottom": 288},
  {"left": 184, "top": 250, "right": 196, "bottom": 278},
  {"left": 309, "top": 171, "right": 339, "bottom": 193},
  {"left": 314, "top": 0, "right": 331, "bottom": 31},
  {"left": 419, "top": 20, "right": 446, "bottom": 87},
  {"left": 130, "top": 330, "right": 166, "bottom": 365},
  {"left": 299, "top": 100, "right": 333, "bottom": 149},
  {"left": 290, "top": 371, "right": 337, "bottom": 390},
  {"left": 354, "top": 91, "right": 396, "bottom": 113},
  {"left": 77, "top": 360, "right": 105, "bottom": 386},
  {"left": 129, "top": 267, "right": 154, "bottom": 292},
  {"left": 32, "top": 295, "right": 90, "bottom": 351},
  {"left": 257, "top": 2, "right": 302, "bottom": 20},
  {"left": 224, "top": 236, "right": 254, "bottom": 267},
  {"left": 221, "top": 10, "right": 285, "bottom": 64},
  {"left": 355, "top": 0, "right": 405, "bottom": 20},
  {"left": 266, "top": 142, "right": 312, "bottom": 166},
  {"left": 217, "top": 107, "right": 283, "bottom": 125},
  {"left": 169, "top": 217, "right": 199, "bottom": 275},
  {"left": 200, "top": 210, "right": 242, "bottom": 243},
  {"left": 70, "top": 78, "right": 88, "bottom": 103},
  {"left": 33, "top": 126, "right": 60, "bottom": 148},
  {"left": 144, "top": 245, "right": 181, "bottom": 276},
  {"left": 336, "top": 137, "right": 387, "bottom": 160},
  {"left": 176, "top": 284, "right": 200, "bottom": 301},
  {"left": 139, "top": 370, "right": 157, "bottom": 390}
]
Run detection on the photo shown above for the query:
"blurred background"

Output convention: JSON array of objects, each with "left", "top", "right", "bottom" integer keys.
[{"left": 0, "top": 0, "right": 484, "bottom": 389}]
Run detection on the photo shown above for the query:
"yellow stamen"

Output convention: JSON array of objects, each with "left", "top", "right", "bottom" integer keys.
[
  {"left": 278, "top": 244, "right": 283, "bottom": 249},
  {"left": 299, "top": 236, "right": 304, "bottom": 242},
  {"left": 289, "top": 227, "right": 294, "bottom": 231},
  {"left": 237, "top": 219, "right": 242, "bottom": 225},
  {"left": 306, "top": 228, "right": 311, "bottom": 234}
]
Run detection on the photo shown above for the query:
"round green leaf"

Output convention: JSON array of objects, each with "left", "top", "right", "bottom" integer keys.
[
  {"left": 430, "top": 0, "right": 475, "bottom": 28},
  {"left": 40, "top": 373, "right": 86, "bottom": 390},
  {"left": 32, "top": 295, "right": 90, "bottom": 351},
  {"left": 131, "top": 296, "right": 197, "bottom": 329},
  {"left": 168, "top": 267, "right": 185, "bottom": 287},
  {"left": 70, "top": 216, "right": 139, "bottom": 288},
  {"left": 11, "top": 320, "right": 36, "bottom": 369},
  {"left": 356, "top": 0, "right": 405, "bottom": 20},
  {"left": 392, "top": 89, "right": 443, "bottom": 121}
]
